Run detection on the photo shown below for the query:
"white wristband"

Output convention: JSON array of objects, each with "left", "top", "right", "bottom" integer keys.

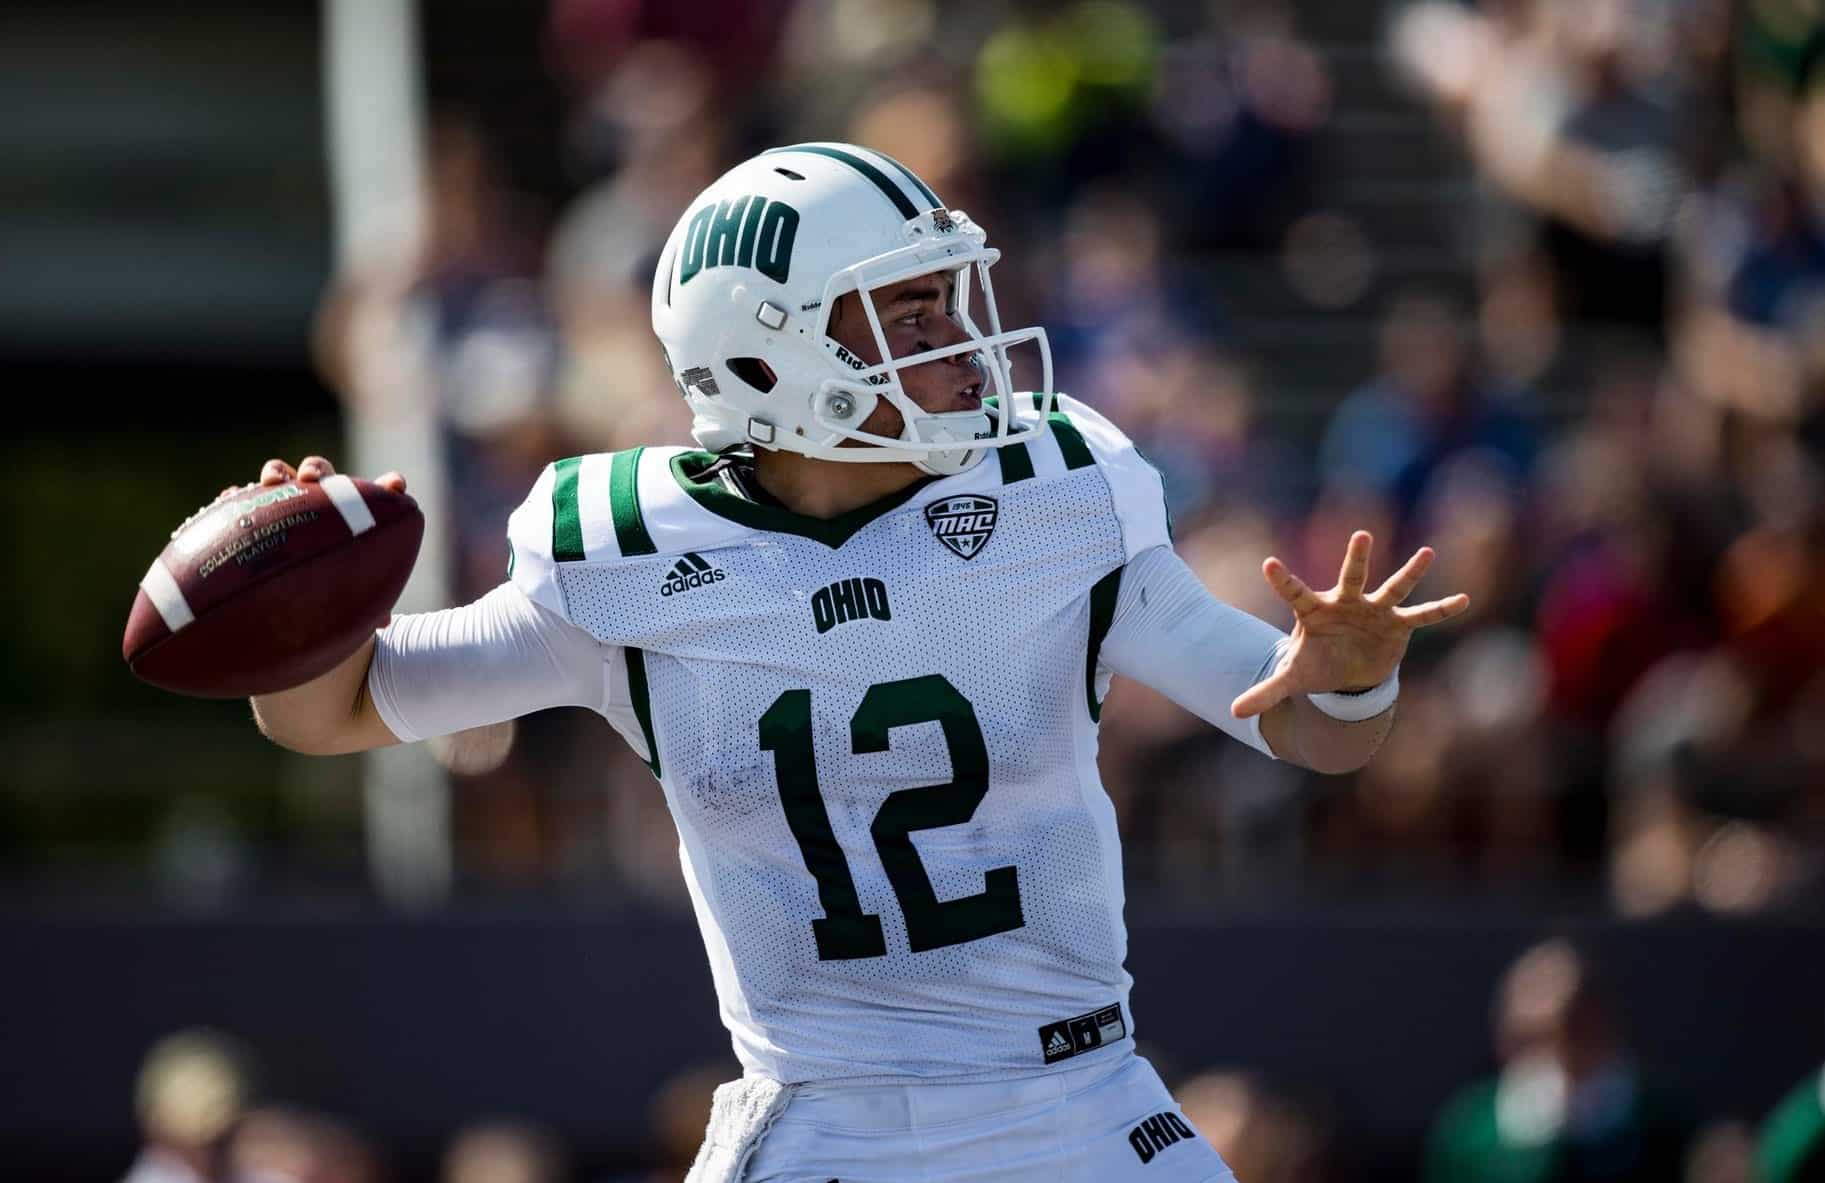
[{"left": 1307, "top": 668, "right": 1400, "bottom": 722}]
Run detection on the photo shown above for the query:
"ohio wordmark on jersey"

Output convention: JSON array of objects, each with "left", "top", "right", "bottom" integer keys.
[{"left": 505, "top": 394, "right": 1172, "bottom": 1085}]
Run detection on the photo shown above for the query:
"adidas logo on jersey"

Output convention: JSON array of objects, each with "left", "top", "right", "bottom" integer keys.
[
  {"left": 660, "top": 553, "right": 727, "bottom": 596},
  {"left": 1038, "top": 1002, "right": 1127, "bottom": 1064}
]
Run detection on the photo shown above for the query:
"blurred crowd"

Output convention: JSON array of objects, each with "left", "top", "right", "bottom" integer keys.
[
  {"left": 310, "top": 0, "right": 1825, "bottom": 920},
  {"left": 120, "top": 939, "right": 1825, "bottom": 1180}
]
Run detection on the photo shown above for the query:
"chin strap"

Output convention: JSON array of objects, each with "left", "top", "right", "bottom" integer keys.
[{"left": 909, "top": 409, "right": 995, "bottom": 476}]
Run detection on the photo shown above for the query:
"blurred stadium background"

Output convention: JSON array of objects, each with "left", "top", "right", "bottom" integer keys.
[{"left": 4, "top": 0, "right": 1824, "bottom": 1179}]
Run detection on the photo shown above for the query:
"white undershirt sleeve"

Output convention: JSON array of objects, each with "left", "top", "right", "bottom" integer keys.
[
  {"left": 1098, "top": 545, "right": 1287, "bottom": 760},
  {"left": 367, "top": 581, "right": 612, "bottom": 743}
]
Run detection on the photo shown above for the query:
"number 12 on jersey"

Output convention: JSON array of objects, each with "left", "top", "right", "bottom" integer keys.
[{"left": 757, "top": 674, "right": 1026, "bottom": 960}]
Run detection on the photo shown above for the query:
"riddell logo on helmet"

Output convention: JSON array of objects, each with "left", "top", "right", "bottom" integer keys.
[
  {"left": 832, "top": 344, "right": 891, "bottom": 386},
  {"left": 678, "top": 195, "right": 800, "bottom": 286}
]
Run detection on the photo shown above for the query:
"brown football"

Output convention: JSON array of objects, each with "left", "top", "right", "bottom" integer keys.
[{"left": 123, "top": 477, "right": 424, "bottom": 697}]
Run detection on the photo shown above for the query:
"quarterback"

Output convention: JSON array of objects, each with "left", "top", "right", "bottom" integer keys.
[{"left": 253, "top": 143, "right": 1467, "bottom": 1181}]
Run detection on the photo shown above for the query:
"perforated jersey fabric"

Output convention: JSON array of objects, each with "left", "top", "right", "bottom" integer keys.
[{"left": 504, "top": 395, "right": 1176, "bottom": 1084}]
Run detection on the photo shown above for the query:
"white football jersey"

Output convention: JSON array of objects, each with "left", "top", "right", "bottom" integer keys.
[{"left": 505, "top": 394, "right": 1173, "bottom": 1085}]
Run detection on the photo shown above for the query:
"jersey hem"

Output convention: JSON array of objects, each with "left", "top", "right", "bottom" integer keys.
[{"left": 761, "top": 1039, "right": 1137, "bottom": 1090}]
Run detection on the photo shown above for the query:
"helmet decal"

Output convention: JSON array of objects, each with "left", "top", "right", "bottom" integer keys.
[
  {"left": 678, "top": 195, "right": 800, "bottom": 286},
  {"left": 678, "top": 365, "right": 719, "bottom": 397}
]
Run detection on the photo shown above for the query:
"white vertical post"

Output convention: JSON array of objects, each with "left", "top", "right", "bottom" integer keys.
[{"left": 322, "top": 0, "right": 453, "bottom": 908}]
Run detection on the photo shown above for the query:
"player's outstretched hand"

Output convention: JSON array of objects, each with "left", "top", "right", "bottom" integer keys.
[
  {"left": 218, "top": 456, "right": 408, "bottom": 500},
  {"left": 1230, "top": 530, "right": 1469, "bottom": 719}
]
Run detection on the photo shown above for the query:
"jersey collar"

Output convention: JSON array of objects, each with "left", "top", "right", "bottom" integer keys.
[{"left": 668, "top": 451, "right": 939, "bottom": 548}]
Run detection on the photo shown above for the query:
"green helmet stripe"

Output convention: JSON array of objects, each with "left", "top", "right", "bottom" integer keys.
[
  {"left": 767, "top": 144, "right": 919, "bottom": 221},
  {"left": 868, "top": 148, "right": 942, "bottom": 210}
]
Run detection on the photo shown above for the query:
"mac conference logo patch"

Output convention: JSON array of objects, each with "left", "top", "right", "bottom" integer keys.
[{"left": 924, "top": 494, "right": 998, "bottom": 560}]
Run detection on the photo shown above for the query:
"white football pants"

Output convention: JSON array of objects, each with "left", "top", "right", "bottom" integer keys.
[{"left": 698, "top": 1052, "right": 1236, "bottom": 1183}]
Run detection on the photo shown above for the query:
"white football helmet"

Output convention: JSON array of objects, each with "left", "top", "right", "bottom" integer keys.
[{"left": 650, "top": 142, "right": 1054, "bottom": 476}]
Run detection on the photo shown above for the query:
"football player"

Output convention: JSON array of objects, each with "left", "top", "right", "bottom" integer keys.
[{"left": 252, "top": 142, "right": 1468, "bottom": 1182}]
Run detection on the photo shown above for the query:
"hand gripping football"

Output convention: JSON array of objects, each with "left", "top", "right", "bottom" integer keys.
[{"left": 123, "top": 476, "right": 424, "bottom": 697}]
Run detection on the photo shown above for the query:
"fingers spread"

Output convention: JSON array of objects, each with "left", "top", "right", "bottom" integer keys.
[
  {"left": 1373, "top": 546, "right": 1435, "bottom": 605},
  {"left": 1395, "top": 594, "right": 1471, "bottom": 628},
  {"left": 1263, "top": 557, "right": 1322, "bottom": 617},
  {"left": 1337, "top": 530, "right": 1373, "bottom": 596}
]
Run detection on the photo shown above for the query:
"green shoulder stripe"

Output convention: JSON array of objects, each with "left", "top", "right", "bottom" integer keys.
[
  {"left": 608, "top": 447, "right": 656, "bottom": 557},
  {"left": 984, "top": 395, "right": 1035, "bottom": 483},
  {"left": 1085, "top": 567, "right": 1123, "bottom": 722},
  {"left": 625, "top": 647, "right": 661, "bottom": 779},
  {"left": 551, "top": 456, "right": 585, "bottom": 562},
  {"left": 998, "top": 442, "right": 1035, "bottom": 484},
  {"left": 983, "top": 395, "right": 1095, "bottom": 478},
  {"left": 1049, "top": 413, "right": 1095, "bottom": 470}
]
